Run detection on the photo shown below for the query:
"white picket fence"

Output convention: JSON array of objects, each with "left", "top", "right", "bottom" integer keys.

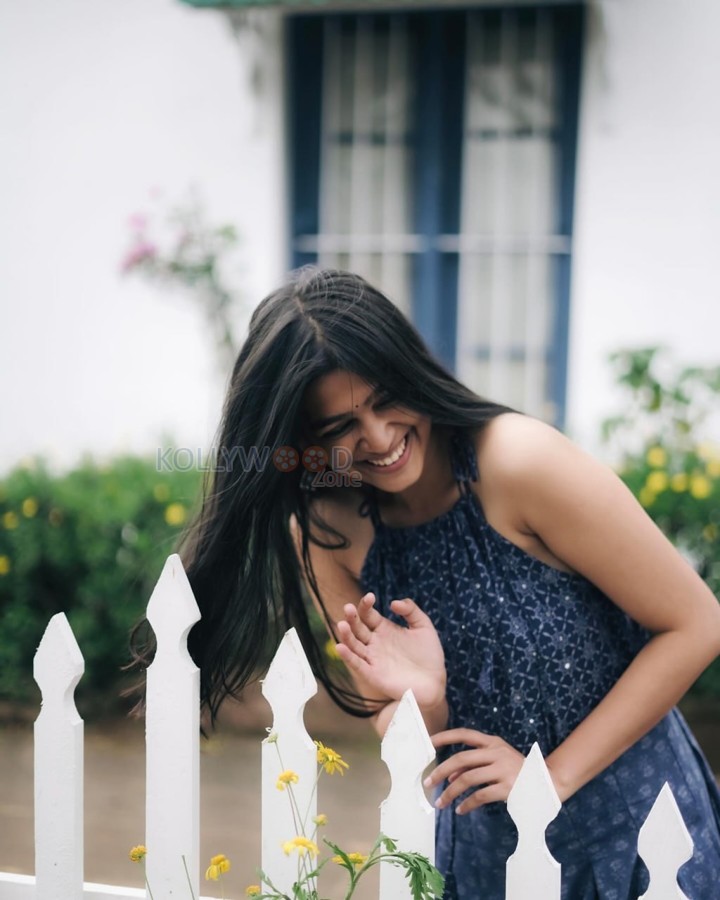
[{"left": 0, "top": 553, "right": 698, "bottom": 899}]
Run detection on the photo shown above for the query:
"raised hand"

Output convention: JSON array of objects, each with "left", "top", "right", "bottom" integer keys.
[{"left": 335, "top": 592, "right": 447, "bottom": 711}]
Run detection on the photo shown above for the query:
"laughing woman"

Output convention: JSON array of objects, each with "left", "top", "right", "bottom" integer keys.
[{"left": 137, "top": 267, "right": 720, "bottom": 899}]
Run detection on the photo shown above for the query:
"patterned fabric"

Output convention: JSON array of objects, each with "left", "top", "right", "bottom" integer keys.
[{"left": 359, "top": 428, "right": 720, "bottom": 899}]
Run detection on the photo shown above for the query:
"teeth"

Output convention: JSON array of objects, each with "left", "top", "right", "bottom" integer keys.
[{"left": 367, "top": 434, "right": 407, "bottom": 467}]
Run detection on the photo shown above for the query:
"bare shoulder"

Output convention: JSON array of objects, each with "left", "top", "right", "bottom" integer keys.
[
  {"left": 473, "top": 413, "right": 573, "bottom": 528},
  {"left": 476, "top": 411, "right": 573, "bottom": 472},
  {"left": 472, "top": 412, "right": 605, "bottom": 572},
  {"left": 289, "top": 488, "right": 375, "bottom": 581}
]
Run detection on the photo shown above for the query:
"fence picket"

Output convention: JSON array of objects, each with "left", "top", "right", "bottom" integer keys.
[
  {"left": 505, "top": 742, "right": 562, "bottom": 900},
  {"left": 144, "top": 553, "right": 202, "bottom": 898},
  {"left": 3, "top": 558, "right": 703, "bottom": 899},
  {"left": 261, "top": 627, "right": 318, "bottom": 895},
  {"left": 638, "top": 781, "right": 693, "bottom": 900},
  {"left": 33, "top": 612, "right": 85, "bottom": 900},
  {"left": 379, "top": 690, "right": 436, "bottom": 900}
]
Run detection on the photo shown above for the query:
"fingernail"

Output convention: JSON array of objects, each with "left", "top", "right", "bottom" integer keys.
[
  {"left": 434, "top": 798, "right": 444, "bottom": 809},
  {"left": 423, "top": 776, "right": 432, "bottom": 787}
]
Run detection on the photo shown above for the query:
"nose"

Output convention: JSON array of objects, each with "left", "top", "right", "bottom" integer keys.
[{"left": 358, "top": 417, "right": 396, "bottom": 457}]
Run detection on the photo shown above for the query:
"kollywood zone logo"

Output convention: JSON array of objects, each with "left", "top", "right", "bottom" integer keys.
[{"left": 156, "top": 445, "right": 361, "bottom": 487}]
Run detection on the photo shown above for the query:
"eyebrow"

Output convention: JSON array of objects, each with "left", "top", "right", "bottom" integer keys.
[{"left": 309, "top": 386, "right": 380, "bottom": 430}]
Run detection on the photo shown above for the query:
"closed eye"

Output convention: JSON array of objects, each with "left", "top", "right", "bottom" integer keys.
[{"left": 320, "top": 393, "right": 397, "bottom": 438}]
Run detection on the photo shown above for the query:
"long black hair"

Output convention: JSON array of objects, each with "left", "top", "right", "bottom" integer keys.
[{"left": 129, "top": 267, "right": 514, "bottom": 727}]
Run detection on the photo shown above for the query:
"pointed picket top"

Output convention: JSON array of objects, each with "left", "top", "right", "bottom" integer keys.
[
  {"left": 379, "top": 691, "right": 436, "bottom": 900},
  {"left": 380, "top": 689, "right": 435, "bottom": 784},
  {"left": 146, "top": 553, "right": 200, "bottom": 661},
  {"left": 33, "top": 613, "right": 85, "bottom": 900},
  {"left": 506, "top": 742, "right": 561, "bottom": 900},
  {"left": 261, "top": 627, "right": 317, "bottom": 713},
  {"left": 33, "top": 612, "right": 84, "bottom": 707},
  {"left": 638, "top": 782, "right": 693, "bottom": 900},
  {"left": 261, "top": 629, "right": 317, "bottom": 895}
]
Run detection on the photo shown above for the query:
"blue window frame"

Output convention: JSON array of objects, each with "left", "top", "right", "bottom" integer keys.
[{"left": 287, "top": 4, "right": 584, "bottom": 428}]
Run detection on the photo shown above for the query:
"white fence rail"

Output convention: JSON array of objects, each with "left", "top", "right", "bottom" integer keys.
[{"left": 0, "top": 552, "right": 697, "bottom": 899}]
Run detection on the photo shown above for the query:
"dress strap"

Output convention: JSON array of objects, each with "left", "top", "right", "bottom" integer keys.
[{"left": 450, "top": 428, "right": 479, "bottom": 495}]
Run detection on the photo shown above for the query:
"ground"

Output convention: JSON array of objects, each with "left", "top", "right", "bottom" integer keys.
[{"left": 0, "top": 688, "right": 718, "bottom": 898}]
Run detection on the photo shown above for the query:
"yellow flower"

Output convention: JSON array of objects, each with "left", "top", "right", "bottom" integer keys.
[
  {"left": 22, "top": 497, "right": 38, "bottom": 518},
  {"left": 246, "top": 887, "right": 262, "bottom": 897},
  {"left": 129, "top": 845, "right": 147, "bottom": 862},
  {"left": 332, "top": 852, "right": 368, "bottom": 867},
  {"left": 325, "top": 637, "right": 341, "bottom": 660},
  {"left": 638, "top": 486, "right": 656, "bottom": 508},
  {"left": 164, "top": 502, "right": 186, "bottom": 526},
  {"left": 153, "top": 483, "right": 170, "bottom": 502},
  {"left": 703, "top": 524, "right": 718, "bottom": 543},
  {"left": 2, "top": 511, "right": 19, "bottom": 530},
  {"left": 315, "top": 740, "right": 349, "bottom": 775},
  {"left": 690, "top": 475, "right": 712, "bottom": 500},
  {"left": 313, "top": 813, "right": 328, "bottom": 826},
  {"left": 646, "top": 446, "right": 667, "bottom": 468},
  {"left": 645, "top": 471, "right": 668, "bottom": 493},
  {"left": 671, "top": 473, "right": 689, "bottom": 492},
  {"left": 0, "top": 556, "right": 10, "bottom": 576},
  {"left": 282, "top": 836, "right": 319, "bottom": 858},
  {"left": 276, "top": 769, "right": 299, "bottom": 790},
  {"left": 205, "top": 853, "right": 231, "bottom": 880},
  {"left": 707, "top": 460, "right": 720, "bottom": 479}
]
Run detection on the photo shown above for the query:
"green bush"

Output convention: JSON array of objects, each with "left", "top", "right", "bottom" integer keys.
[
  {"left": 0, "top": 455, "right": 201, "bottom": 714},
  {"left": 603, "top": 348, "right": 720, "bottom": 697}
]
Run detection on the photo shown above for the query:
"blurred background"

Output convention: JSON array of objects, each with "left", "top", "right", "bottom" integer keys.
[{"left": 1, "top": 0, "right": 719, "bottom": 896}]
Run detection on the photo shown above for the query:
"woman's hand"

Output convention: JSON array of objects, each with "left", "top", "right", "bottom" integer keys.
[
  {"left": 335, "top": 592, "right": 447, "bottom": 711},
  {"left": 425, "top": 729, "right": 527, "bottom": 814}
]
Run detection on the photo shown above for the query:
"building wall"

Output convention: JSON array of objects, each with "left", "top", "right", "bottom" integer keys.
[
  {"left": 1, "top": 0, "right": 718, "bottom": 475},
  {"left": 0, "top": 0, "right": 285, "bottom": 474},
  {"left": 568, "top": 0, "right": 720, "bottom": 450}
]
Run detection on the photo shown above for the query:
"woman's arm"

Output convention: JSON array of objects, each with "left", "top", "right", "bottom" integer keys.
[{"left": 482, "top": 414, "right": 720, "bottom": 802}]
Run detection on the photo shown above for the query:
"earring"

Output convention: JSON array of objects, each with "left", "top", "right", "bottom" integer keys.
[{"left": 300, "top": 469, "right": 317, "bottom": 493}]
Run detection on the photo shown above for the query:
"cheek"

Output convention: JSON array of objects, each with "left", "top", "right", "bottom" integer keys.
[{"left": 318, "top": 440, "right": 355, "bottom": 470}]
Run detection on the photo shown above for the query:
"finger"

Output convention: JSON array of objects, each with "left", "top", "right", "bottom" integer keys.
[
  {"left": 434, "top": 764, "right": 502, "bottom": 809},
  {"left": 342, "top": 602, "right": 373, "bottom": 644},
  {"left": 424, "top": 749, "right": 495, "bottom": 788},
  {"left": 334, "top": 639, "right": 371, "bottom": 675},
  {"left": 456, "top": 783, "right": 507, "bottom": 815},
  {"left": 336, "top": 619, "right": 370, "bottom": 661},
  {"left": 431, "top": 729, "right": 493, "bottom": 749},
  {"left": 355, "top": 593, "right": 385, "bottom": 632},
  {"left": 389, "top": 598, "right": 430, "bottom": 629}
]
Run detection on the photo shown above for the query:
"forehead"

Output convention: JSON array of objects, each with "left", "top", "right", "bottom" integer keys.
[{"left": 303, "top": 370, "right": 373, "bottom": 414}]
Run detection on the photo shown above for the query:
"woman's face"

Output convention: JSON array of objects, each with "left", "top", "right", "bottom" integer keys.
[{"left": 302, "top": 370, "right": 432, "bottom": 492}]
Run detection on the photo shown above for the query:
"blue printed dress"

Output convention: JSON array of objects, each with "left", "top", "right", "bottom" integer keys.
[{"left": 358, "top": 428, "right": 720, "bottom": 899}]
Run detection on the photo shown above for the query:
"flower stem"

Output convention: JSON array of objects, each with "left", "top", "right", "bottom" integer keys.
[{"left": 141, "top": 861, "right": 155, "bottom": 900}]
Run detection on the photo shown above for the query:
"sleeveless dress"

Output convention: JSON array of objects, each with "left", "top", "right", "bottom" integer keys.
[{"left": 358, "top": 428, "right": 720, "bottom": 899}]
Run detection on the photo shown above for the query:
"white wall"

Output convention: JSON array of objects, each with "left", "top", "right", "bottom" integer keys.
[
  {"left": 0, "top": 0, "right": 287, "bottom": 475},
  {"left": 567, "top": 0, "right": 720, "bottom": 450},
  {"left": 2, "top": 0, "right": 718, "bottom": 476}
]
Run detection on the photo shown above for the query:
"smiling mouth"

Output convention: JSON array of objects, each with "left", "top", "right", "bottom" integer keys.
[{"left": 365, "top": 432, "right": 410, "bottom": 468}]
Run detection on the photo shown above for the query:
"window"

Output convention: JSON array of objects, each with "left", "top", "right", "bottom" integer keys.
[{"left": 288, "top": 4, "right": 584, "bottom": 426}]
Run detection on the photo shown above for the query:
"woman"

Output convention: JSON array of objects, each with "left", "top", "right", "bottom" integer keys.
[{"left": 138, "top": 267, "right": 720, "bottom": 898}]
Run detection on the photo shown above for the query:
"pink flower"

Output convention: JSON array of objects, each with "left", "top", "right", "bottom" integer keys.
[
  {"left": 121, "top": 241, "right": 157, "bottom": 273},
  {"left": 128, "top": 213, "right": 148, "bottom": 231}
]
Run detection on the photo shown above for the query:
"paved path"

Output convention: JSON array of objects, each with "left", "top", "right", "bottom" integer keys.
[{"left": 0, "top": 691, "right": 388, "bottom": 900}]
